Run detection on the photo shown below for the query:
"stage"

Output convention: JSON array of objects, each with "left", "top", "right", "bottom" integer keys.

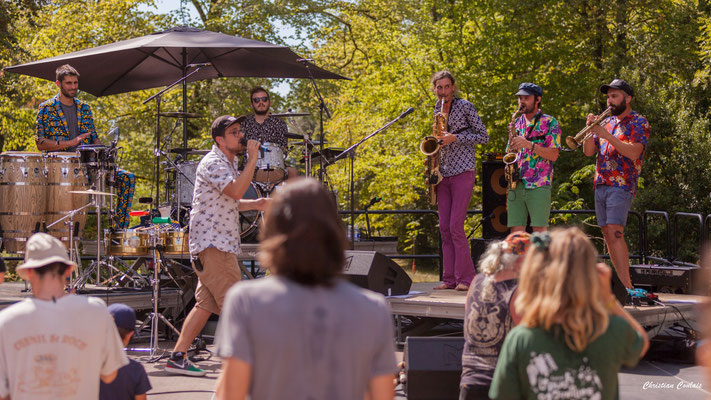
[{"left": 388, "top": 282, "right": 706, "bottom": 341}]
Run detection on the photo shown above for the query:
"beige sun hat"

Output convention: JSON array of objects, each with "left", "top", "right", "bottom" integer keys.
[{"left": 16, "top": 233, "right": 76, "bottom": 279}]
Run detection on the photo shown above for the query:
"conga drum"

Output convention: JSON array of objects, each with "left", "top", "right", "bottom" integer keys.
[
  {"left": 45, "top": 152, "right": 90, "bottom": 246},
  {"left": 0, "top": 152, "right": 47, "bottom": 253}
]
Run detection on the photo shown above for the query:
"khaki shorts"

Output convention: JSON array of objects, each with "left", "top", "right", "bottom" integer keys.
[{"left": 193, "top": 246, "right": 241, "bottom": 315}]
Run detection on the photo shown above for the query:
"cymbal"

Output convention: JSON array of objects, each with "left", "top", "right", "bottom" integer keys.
[
  {"left": 285, "top": 132, "right": 304, "bottom": 140},
  {"left": 271, "top": 112, "right": 311, "bottom": 117},
  {"left": 158, "top": 112, "right": 205, "bottom": 118},
  {"left": 170, "top": 148, "right": 209, "bottom": 155},
  {"left": 302, "top": 147, "right": 345, "bottom": 165},
  {"left": 69, "top": 189, "right": 116, "bottom": 197}
]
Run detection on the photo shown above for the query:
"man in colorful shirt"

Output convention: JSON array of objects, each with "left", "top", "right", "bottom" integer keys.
[
  {"left": 583, "top": 79, "right": 650, "bottom": 290},
  {"left": 35, "top": 64, "right": 136, "bottom": 229},
  {"left": 431, "top": 71, "right": 489, "bottom": 292},
  {"left": 507, "top": 83, "right": 561, "bottom": 233},
  {"left": 166, "top": 115, "right": 269, "bottom": 376}
]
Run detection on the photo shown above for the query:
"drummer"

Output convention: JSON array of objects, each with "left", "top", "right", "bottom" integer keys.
[
  {"left": 35, "top": 64, "right": 136, "bottom": 229},
  {"left": 241, "top": 86, "right": 298, "bottom": 180}
]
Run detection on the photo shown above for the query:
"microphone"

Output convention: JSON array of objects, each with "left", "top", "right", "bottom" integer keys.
[
  {"left": 239, "top": 138, "right": 269, "bottom": 151},
  {"left": 367, "top": 196, "right": 382, "bottom": 207},
  {"left": 395, "top": 107, "right": 415, "bottom": 121},
  {"left": 187, "top": 62, "right": 212, "bottom": 68},
  {"left": 138, "top": 197, "right": 154, "bottom": 204},
  {"left": 296, "top": 58, "right": 314, "bottom": 63}
]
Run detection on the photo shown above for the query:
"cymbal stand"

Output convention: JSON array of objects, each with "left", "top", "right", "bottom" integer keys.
[
  {"left": 298, "top": 59, "right": 331, "bottom": 183},
  {"left": 46, "top": 201, "right": 93, "bottom": 274}
]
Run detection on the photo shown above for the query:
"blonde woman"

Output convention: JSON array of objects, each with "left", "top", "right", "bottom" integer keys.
[
  {"left": 460, "top": 232, "right": 531, "bottom": 399},
  {"left": 489, "top": 227, "right": 649, "bottom": 400}
]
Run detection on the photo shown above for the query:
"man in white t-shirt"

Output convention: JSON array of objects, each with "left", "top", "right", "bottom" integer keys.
[{"left": 0, "top": 233, "right": 127, "bottom": 400}]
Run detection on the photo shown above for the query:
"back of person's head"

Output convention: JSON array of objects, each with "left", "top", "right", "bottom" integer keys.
[
  {"left": 34, "top": 262, "right": 71, "bottom": 280},
  {"left": 258, "top": 178, "right": 346, "bottom": 286},
  {"left": 515, "top": 227, "right": 609, "bottom": 352},
  {"left": 478, "top": 232, "right": 532, "bottom": 276},
  {"left": 108, "top": 303, "right": 136, "bottom": 341}
]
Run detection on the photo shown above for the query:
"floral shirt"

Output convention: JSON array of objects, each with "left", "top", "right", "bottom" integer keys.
[
  {"left": 35, "top": 95, "right": 98, "bottom": 147},
  {"left": 593, "top": 111, "right": 650, "bottom": 196},
  {"left": 241, "top": 115, "right": 289, "bottom": 152},
  {"left": 433, "top": 97, "right": 489, "bottom": 177},
  {"left": 509, "top": 112, "right": 561, "bottom": 188},
  {"left": 189, "top": 145, "right": 242, "bottom": 255}
]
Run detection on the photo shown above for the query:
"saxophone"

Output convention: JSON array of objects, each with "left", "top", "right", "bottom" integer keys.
[
  {"left": 420, "top": 98, "right": 446, "bottom": 205},
  {"left": 503, "top": 104, "right": 525, "bottom": 190}
]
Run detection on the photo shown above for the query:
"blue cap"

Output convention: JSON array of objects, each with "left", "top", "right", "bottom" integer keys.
[
  {"left": 108, "top": 303, "right": 136, "bottom": 332},
  {"left": 515, "top": 82, "right": 543, "bottom": 97}
]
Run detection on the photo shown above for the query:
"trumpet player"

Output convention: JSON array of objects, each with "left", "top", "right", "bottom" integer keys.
[
  {"left": 431, "top": 70, "right": 489, "bottom": 291},
  {"left": 507, "top": 83, "right": 561, "bottom": 233},
  {"left": 583, "top": 79, "right": 650, "bottom": 292}
]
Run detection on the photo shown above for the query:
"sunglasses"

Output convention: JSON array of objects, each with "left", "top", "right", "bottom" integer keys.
[{"left": 252, "top": 96, "right": 269, "bottom": 103}]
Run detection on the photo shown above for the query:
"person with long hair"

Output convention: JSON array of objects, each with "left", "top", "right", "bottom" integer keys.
[
  {"left": 460, "top": 232, "right": 531, "bottom": 399},
  {"left": 489, "top": 227, "right": 649, "bottom": 399},
  {"left": 213, "top": 178, "right": 397, "bottom": 400}
]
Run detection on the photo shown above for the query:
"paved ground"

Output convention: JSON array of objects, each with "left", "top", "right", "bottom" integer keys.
[{"left": 130, "top": 341, "right": 710, "bottom": 399}]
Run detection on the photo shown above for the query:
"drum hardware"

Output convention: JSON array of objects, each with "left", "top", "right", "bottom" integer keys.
[
  {"left": 271, "top": 111, "right": 311, "bottom": 117},
  {"left": 285, "top": 132, "right": 305, "bottom": 140},
  {"left": 169, "top": 148, "right": 210, "bottom": 156},
  {"left": 302, "top": 147, "right": 345, "bottom": 166},
  {"left": 157, "top": 111, "right": 205, "bottom": 119}
]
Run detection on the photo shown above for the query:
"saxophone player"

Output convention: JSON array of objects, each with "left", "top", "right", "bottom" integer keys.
[
  {"left": 507, "top": 83, "right": 561, "bottom": 233},
  {"left": 431, "top": 71, "right": 489, "bottom": 291},
  {"left": 583, "top": 79, "right": 650, "bottom": 293}
]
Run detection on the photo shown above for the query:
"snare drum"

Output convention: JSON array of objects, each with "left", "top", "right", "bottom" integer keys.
[
  {"left": 0, "top": 152, "right": 47, "bottom": 253},
  {"left": 77, "top": 144, "right": 115, "bottom": 169},
  {"left": 252, "top": 142, "right": 286, "bottom": 184},
  {"left": 105, "top": 229, "right": 151, "bottom": 256}
]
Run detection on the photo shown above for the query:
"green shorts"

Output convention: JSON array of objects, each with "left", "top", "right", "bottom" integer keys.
[{"left": 507, "top": 185, "right": 552, "bottom": 227}]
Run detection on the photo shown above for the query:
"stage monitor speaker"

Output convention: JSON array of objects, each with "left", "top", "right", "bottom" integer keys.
[
  {"left": 482, "top": 155, "right": 509, "bottom": 240},
  {"left": 405, "top": 336, "right": 464, "bottom": 400},
  {"left": 470, "top": 238, "right": 493, "bottom": 273},
  {"left": 343, "top": 251, "right": 412, "bottom": 296}
]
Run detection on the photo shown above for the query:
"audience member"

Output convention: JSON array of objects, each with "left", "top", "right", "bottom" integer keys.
[
  {"left": 460, "top": 232, "right": 531, "bottom": 399},
  {"left": 489, "top": 227, "right": 649, "bottom": 399},
  {"left": 214, "top": 178, "right": 397, "bottom": 400},
  {"left": 100, "top": 303, "right": 152, "bottom": 400},
  {"left": 0, "top": 233, "right": 127, "bottom": 400}
]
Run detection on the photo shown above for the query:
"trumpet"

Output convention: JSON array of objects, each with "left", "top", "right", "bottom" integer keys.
[{"left": 565, "top": 106, "right": 613, "bottom": 150}]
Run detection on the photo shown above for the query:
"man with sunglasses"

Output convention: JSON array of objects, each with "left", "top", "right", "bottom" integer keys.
[{"left": 241, "top": 87, "right": 298, "bottom": 180}]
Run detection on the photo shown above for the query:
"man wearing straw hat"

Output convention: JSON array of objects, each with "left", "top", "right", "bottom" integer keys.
[{"left": 0, "top": 233, "right": 127, "bottom": 400}]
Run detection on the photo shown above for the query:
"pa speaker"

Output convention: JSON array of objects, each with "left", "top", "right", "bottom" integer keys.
[
  {"left": 405, "top": 336, "right": 464, "bottom": 400},
  {"left": 482, "top": 154, "right": 509, "bottom": 239},
  {"left": 343, "top": 251, "right": 412, "bottom": 296}
]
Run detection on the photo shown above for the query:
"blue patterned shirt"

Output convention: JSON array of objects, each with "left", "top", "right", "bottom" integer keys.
[
  {"left": 35, "top": 95, "right": 98, "bottom": 147},
  {"left": 433, "top": 97, "right": 489, "bottom": 177}
]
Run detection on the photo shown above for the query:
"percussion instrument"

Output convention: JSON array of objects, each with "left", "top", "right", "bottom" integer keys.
[
  {"left": 169, "top": 148, "right": 209, "bottom": 156},
  {"left": 172, "top": 161, "right": 199, "bottom": 205},
  {"left": 252, "top": 142, "right": 286, "bottom": 184},
  {"left": 162, "top": 230, "right": 189, "bottom": 255},
  {"left": 158, "top": 112, "right": 205, "bottom": 118},
  {"left": 271, "top": 112, "right": 311, "bottom": 117},
  {"left": 105, "top": 229, "right": 151, "bottom": 256},
  {"left": 77, "top": 144, "right": 115, "bottom": 169},
  {"left": 0, "top": 152, "right": 47, "bottom": 253},
  {"left": 240, "top": 182, "right": 263, "bottom": 241},
  {"left": 45, "top": 152, "right": 90, "bottom": 246}
]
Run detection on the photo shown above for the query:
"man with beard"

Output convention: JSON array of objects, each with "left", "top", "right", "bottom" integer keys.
[
  {"left": 507, "top": 83, "right": 561, "bottom": 233},
  {"left": 35, "top": 64, "right": 136, "bottom": 229},
  {"left": 241, "top": 87, "right": 298, "bottom": 180},
  {"left": 583, "top": 79, "right": 650, "bottom": 292}
]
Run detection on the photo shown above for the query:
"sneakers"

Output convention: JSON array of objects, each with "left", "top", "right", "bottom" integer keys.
[{"left": 165, "top": 352, "right": 206, "bottom": 376}]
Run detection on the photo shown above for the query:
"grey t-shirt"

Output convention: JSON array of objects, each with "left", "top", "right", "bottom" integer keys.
[
  {"left": 215, "top": 276, "right": 397, "bottom": 400},
  {"left": 59, "top": 102, "right": 79, "bottom": 150}
]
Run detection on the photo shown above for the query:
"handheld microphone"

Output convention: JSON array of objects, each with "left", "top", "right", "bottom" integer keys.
[
  {"left": 399, "top": 107, "right": 415, "bottom": 119},
  {"left": 187, "top": 62, "right": 212, "bottom": 68}
]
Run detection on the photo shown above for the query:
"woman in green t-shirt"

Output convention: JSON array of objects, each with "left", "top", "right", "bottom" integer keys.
[{"left": 489, "top": 227, "right": 649, "bottom": 400}]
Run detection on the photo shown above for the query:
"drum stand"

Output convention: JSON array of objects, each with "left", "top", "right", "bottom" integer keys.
[{"left": 134, "top": 223, "right": 181, "bottom": 361}]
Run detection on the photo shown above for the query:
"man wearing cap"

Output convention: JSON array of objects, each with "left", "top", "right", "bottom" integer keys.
[
  {"left": 166, "top": 115, "right": 269, "bottom": 376},
  {"left": 0, "top": 233, "right": 127, "bottom": 400},
  {"left": 583, "top": 79, "right": 650, "bottom": 291},
  {"left": 507, "top": 83, "right": 561, "bottom": 233},
  {"left": 431, "top": 70, "right": 489, "bottom": 292}
]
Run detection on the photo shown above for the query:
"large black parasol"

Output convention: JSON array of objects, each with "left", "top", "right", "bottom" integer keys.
[{"left": 3, "top": 26, "right": 346, "bottom": 97}]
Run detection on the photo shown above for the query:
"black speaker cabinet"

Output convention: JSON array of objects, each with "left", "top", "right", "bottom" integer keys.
[
  {"left": 342, "top": 251, "right": 412, "bottom": 296},
  {"left": 405, "top": 336, "right": 465, "bottom": 400},
  {"left": 482, "top": 155, "right": 509, "bottom": 240}
]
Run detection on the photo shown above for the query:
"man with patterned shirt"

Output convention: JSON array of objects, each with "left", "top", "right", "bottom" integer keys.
[
  {"left": 583, "top": 79, "right": 650, "bottom": 291},
  {"left": 431, "top": 71, "right": 489, "bottom": 292},
  {"left": 507, "top": 83, "right": 561, "bottom": 233},
  {"left": 241, "top": 86, "right": 298, "bottom": 180},
  {"left": 166, "top": 115, "right": 269, "bottom": 376},
  {"left": 35, "top": 64, "right": 136, "bottom": 229}
]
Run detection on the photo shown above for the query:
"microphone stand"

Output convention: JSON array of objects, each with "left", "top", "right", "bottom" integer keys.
[
  {"left": 142, "top": 65, "right": 207, "bottom": 207},
  {"left": 324, "top": 108, "right": 414, "bottom": 249},
  {"left": 298, "top": 59, "right": 331, "bottom": 183}
]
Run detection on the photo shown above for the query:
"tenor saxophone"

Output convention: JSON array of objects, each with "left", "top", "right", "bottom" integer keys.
[
  {"left": 504, "top": 104, "right": 525, "bottom": 190},
  {"left": 421, "top": 98, "right": 446, "bottom": 205}
]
